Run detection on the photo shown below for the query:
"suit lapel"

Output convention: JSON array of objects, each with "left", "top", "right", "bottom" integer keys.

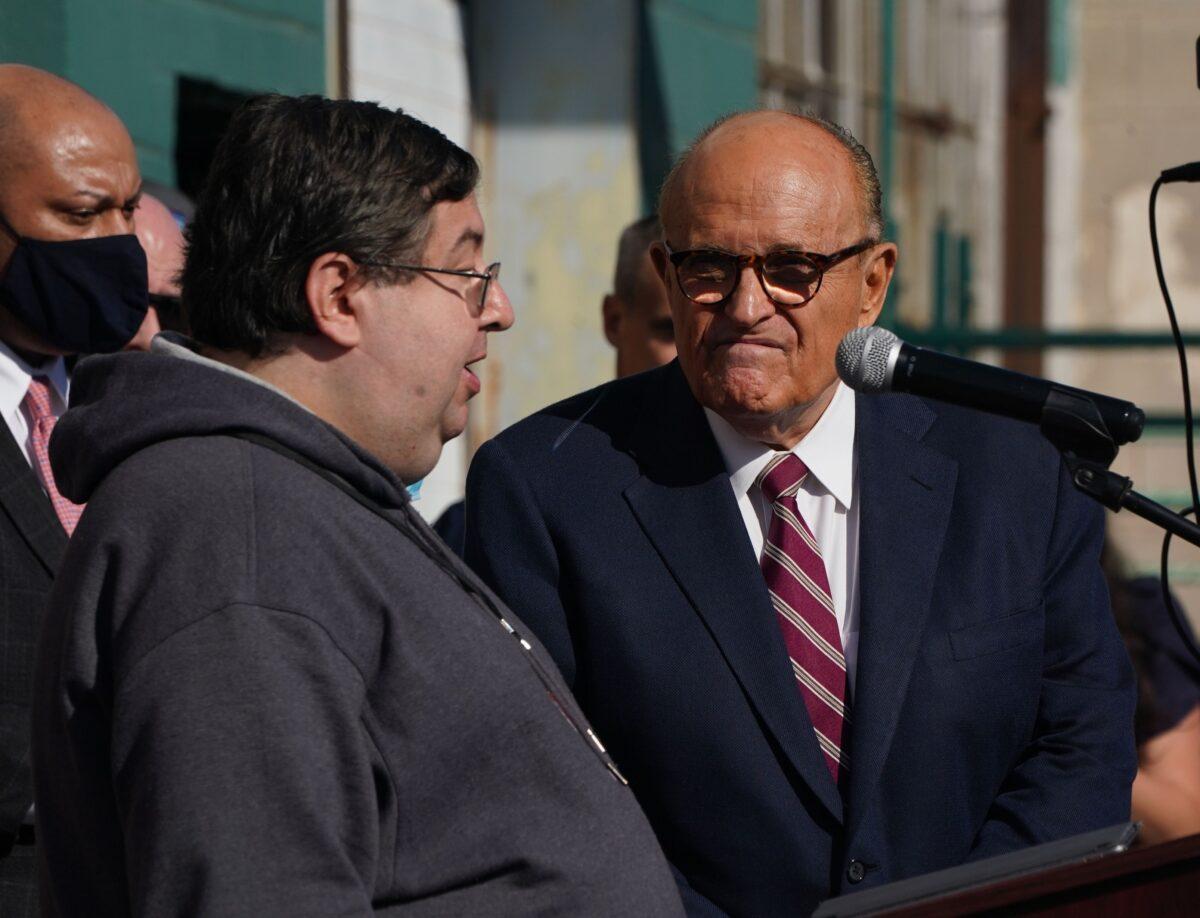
[
  {"left": 622, "top": 365, "right": 844, "bottom": 825},
  {"left": 846, "top": 395, "right": 956, "bottom": 839},
  {"left": 0, "top": 424, "right": 67, "bottom": 576}
]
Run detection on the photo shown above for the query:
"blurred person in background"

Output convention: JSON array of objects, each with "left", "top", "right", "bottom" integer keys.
[
  {"left": 33, "top": 93, "right": 683, "bottom": 917},
  {"left": 126, "top": 192, "right": 187, "bottom": 350},
  {"left": 141, "top": 179, "right": 193, "bottom": 224},
  {"left": 0, "top": 63, "right": 145, "bottom": 916},
  {"left": 1103, "top": 545, "right": 1200, "bottom": 844},
  {"left": 602, "top": 213, "right": 676, "bottom": 377},
  {"left": 434, "top": 213, "right": 677, "bottom": 554}
]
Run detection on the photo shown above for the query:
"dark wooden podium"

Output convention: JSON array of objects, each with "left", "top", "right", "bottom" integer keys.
[{"left": 877, "top": 833, "right": 1200, "bottom": 916}]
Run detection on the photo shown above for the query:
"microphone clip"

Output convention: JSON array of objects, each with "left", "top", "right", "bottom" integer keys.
[
  {"left": 1043, "top": 390, "right": 1200, "bottom": 549},
  {"left": 1039, "top": 388, "right": 1119, "bottom": 467}
]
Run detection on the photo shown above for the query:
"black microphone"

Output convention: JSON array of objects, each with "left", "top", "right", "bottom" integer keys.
[
  {"left": 836, "top": 327, "right": 1145, "bottom": 446},
  {"left": 1160, "top": 161, "right": 1200, "bottom": 183}
]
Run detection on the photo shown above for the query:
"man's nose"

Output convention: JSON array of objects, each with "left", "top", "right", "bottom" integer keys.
[
  {"left": 483, "top": 279, "right": 515, "bottom": 332},
  {"left": 98, "top": 208, "right": 136, "bottom": 237},
  {"left": 723, "top": 263, "right": 772, "bottom": 327}
]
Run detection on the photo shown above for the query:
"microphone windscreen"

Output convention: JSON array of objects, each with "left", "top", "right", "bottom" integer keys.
[{"left": 836, "top": 326, "right": 898, "bottom": 393}]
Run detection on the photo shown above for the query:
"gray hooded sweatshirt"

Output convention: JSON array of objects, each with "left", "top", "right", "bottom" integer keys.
[{"left": 33, "top": 338, "right": 683, "bottom": 917}]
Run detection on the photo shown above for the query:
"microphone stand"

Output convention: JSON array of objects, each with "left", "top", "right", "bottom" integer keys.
[{"left": 1041, "top": 388, "right": 1200, "bottom": 548}]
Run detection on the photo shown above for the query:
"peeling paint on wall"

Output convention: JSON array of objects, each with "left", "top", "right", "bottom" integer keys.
[{"left": 469, "top": 3, "right": 642, "bottom": 443}]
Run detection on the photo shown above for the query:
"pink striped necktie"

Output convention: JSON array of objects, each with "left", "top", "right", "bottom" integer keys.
[
  {"left": 23, "top": 376, "right": 83, "bottom": 536},
  {"left": 757, "top": 452, "right": 848, "bottom": 782}
]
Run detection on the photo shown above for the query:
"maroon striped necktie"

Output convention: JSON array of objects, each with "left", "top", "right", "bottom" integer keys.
[{"left": 757, "top": 452, "right": 848, "bottom": 782}]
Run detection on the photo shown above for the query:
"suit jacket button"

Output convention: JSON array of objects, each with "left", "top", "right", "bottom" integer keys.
[{"left": 847, "top": 860, "right": 866, "bottom": 884}]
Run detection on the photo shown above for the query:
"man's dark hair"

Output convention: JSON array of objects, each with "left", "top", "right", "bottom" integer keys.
[
  {"left": 182, "top": 94, "right": 479, "bottom": 356},
  {"left": 658, "top": 109, "right": 883, "bottom": 241}
]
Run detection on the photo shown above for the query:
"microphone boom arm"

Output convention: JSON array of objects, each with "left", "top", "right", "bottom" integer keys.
[
  {"left": 1069, "top": 460, "right": 1200, "bottom": 548},
  {"left": 1041, "top": 389, "right": 1200, "bottom": 548}
]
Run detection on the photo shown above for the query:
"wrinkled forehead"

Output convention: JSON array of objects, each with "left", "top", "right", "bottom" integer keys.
[{"left": 665, "top": 132, "right": 864, "bottom": 251}]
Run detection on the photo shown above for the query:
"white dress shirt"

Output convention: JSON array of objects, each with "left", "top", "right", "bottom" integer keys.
[
  {"left": 0, "top": 338, "right": 70, "bottom": 470},
  {"left": 704, "top": 381, "right": 861, "bottom": 694}
]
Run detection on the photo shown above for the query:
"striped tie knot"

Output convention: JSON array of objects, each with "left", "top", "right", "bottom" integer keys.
[
  {"left": 25, "top": 375, "right": 54, "bottom": 419},
  {"left": 757, "top": 452, "right": 809, "bottom": 505}
]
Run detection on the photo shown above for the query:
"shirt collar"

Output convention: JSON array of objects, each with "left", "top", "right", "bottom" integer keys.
[
  {"left": 704, "top": 381, "right": 856, "bottom": 509},
  {"left": 0, "top": 338, "right": 71, "bottom": 416}
]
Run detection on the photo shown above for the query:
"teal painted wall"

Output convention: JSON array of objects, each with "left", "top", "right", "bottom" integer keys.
[
  {"left": 0, "top": 1, "right": 67, "bottom": 74},
  {"left": 1049, "top": 0, "right": 1073, "bottom": 87},
  {"left": 638, "top": 0, "right": 758, "bottom": 209},
  {"left": 0, "top": 0, "right": 326, "bottom": 185}
]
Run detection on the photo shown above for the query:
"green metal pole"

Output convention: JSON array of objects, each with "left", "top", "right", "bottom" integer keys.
[
  {"left": 932, "top": 215, "right": 949, "bottom": 334},
  {"left": 957, "top": 235, "right": 973, "bottom": 328}
]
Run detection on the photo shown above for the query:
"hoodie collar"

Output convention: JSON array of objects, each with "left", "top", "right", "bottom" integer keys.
[
  {"left": 150, "top": 332, "right": 304, "bottom": 409},
  {"left": 51, "top": 334, "right": 410, "bottom": 510}
]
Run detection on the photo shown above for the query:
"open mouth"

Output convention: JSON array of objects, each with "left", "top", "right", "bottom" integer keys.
[{"left": 463, "top": 355, "right": 485, "bottom": 395}]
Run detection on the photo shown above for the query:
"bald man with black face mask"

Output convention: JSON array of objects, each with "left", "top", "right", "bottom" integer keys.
[{"left": 0, "top": 63, "right": 146, "bottom": 916}]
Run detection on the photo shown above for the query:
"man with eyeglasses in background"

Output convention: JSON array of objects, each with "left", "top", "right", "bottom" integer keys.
[
  {"left": 465, "top": 110, "right": 1136, "bottom": 915},
  {"left": 33, "top": 94, "right": 684, "bottom": 916}
]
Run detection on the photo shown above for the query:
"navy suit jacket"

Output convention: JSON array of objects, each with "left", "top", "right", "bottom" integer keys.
[
  {"left": 465, "top": 361, "right": 1136, "bottom": 917},
  {"left": 0, "top": 424, "right": 65, "bottom": 916}
]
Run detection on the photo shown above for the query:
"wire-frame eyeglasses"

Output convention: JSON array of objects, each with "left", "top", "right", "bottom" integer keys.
[{"left": 359, "top": 260, "right": 501, "bottom": 315}]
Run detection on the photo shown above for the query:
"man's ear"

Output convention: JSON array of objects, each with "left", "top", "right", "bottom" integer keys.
[
  {"left": 649, "top": 241, "right": 671, "bottom": 287},
  {"left": 305, "top": 252, "right": 362, "bottom": 348},
  {"left": 602, "top": 294, "right": 622, "bottom": 347},
  {"left": 858, "top": 242, "right": 898, "bottom": 327}
]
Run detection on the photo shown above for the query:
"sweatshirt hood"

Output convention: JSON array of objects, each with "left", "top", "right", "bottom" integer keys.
[{"left": 50, "top": 333, "right": 410, "bottom": 508}]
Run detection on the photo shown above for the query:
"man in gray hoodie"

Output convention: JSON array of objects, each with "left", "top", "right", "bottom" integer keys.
[{"left": 32, "top": 94, "right": 683, "bottom": 917}]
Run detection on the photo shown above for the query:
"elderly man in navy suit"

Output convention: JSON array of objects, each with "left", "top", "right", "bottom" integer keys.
[{"left": 465, "top": 110, "right": 1136, "bottom": 916}]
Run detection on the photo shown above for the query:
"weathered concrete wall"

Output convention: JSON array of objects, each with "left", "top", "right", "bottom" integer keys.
[
  {"left": 348, "top": 0, "right": 470, "bottom": 146},
  {"left": 467, "top": 0, "right": 642, "bottom": 444},
  {"left": 346, "top": 0, "right": 472, "bottom": 520},
  {"left": 1060, "top": 1, "right": 1200, "bottom": 610}
]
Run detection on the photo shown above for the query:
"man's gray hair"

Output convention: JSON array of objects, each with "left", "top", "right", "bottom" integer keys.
[
  {"left": 612, "top": 214, "right": 662, "bottom": 304},
  {"left": 657, "top": 110, "right": 884, "bottom": 240}
]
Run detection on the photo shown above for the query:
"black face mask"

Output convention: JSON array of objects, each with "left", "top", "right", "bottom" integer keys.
[{"left": 0, "top": 212, "right": 148, "bottom": 354}]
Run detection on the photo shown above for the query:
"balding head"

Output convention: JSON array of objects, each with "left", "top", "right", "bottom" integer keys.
[
  {"left": 124, "top": 193, "right": 186, "bottom": 351},
  {"left": 658, "top": 110, "right": 883, "bottom": 244},
  {"left": 602, "top": 214, "right": 676, "bottom": 378},
  {"left": 0, "top": 65, "right": 129, "bottom": 185},
  {"left": 0, "top": 65, "right": 141, "bottom": 355},
  {"left": 648, "top": 109, "right": 897, "bottom": 448},
  {"left": 136, "top": 194, "right": 184, "bottom": 297}
]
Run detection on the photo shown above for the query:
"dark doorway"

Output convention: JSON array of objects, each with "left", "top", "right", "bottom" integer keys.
[{"left": 174, "top": 77, "right": 256, "bottom": 201}]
